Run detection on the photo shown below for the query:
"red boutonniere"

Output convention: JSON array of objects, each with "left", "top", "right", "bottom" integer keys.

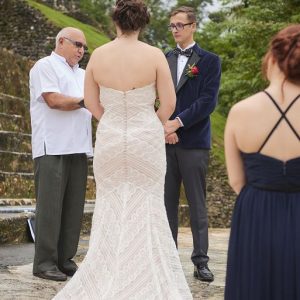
[{"left": 185, "top": 63, "right": 199, "bottom": 78}]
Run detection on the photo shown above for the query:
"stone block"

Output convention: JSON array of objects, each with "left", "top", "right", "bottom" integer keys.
[
  {"left": 0, "top": 131, "right": 32, "bottom": 153},
  {"left": 0, "top": 151, "right": 33, "bottom": 173},
  {"left": 0, "top": 112, "right": 31, "bottom": 133}
]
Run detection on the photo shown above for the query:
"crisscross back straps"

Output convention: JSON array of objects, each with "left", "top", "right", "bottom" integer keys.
[{"left": 258, "top": 91, "right": 300, "bottom": 153}]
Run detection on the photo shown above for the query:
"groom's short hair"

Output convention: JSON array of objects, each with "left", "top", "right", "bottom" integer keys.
[{"left": 170, "top": 6, "right": 197, "bottom": 23}]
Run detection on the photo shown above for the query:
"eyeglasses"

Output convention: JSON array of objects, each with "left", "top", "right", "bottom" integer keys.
[
  {"left": 168, "top": 22, "right": 194, "bottom": 32},
  {"left": 63, "top": 37, "right": 88, "bottom": 51}
]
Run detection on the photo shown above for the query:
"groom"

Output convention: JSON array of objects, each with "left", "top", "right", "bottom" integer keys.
[{"left": 164, "top": 6, "right": 221, "bottom": 282}]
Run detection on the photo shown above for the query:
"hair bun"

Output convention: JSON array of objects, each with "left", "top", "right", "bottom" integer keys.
[
  {"left": 113, "top": 0, "right": 150, "bottom": 33},
  {"left": 263, "top": 24, "right": 300, "bottom": 84},
  {"left": 116, "top": 0, "right": 136, "bottom": 7},
  {"left": 116, "top": 0, "right": 134, "bottom": 10}
]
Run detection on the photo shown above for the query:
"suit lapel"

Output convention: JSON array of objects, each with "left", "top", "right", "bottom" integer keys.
[
  {"left": 176, "top": 51, "right": 201, "bottom": 93},
  {"left": 167, "top": 53, "right": 177, "bottom": 89}
]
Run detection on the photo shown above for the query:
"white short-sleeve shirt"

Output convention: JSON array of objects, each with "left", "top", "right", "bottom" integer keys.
[{"left": 29, "top": 52, "right": 93, "bottom": 159}]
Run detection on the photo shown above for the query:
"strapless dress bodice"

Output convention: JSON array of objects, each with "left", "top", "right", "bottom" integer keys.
[
  {"left": 97, "top": 82, "right": 161, "bottom": 134},
  {"left": 100, "top": 82, "right": 156, "bottom": 109}
]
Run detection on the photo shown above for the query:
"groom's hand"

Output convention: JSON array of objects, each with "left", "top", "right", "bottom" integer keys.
[
  {"left": 165, "top": 132, "right": 179, "bottom": 144},
  {"left": 164, "top": 119, "right": 181, "bottom": 135}
]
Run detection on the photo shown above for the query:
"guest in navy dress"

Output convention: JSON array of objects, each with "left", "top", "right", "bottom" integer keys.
[{"left": 224, "top": 24, "right": 300, "bottom": 300}]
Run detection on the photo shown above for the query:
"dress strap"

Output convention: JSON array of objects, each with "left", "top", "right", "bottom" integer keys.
[{"left": 258, "top": 91, "right": 300, "bottom": 152}]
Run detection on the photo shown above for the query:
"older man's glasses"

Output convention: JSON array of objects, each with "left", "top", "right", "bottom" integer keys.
[
  {"left": 63, "top": 37, "right": 88, "bottom": 51},
  {"left": 168, "top": 22, "right": 194, "bottom": 32}
]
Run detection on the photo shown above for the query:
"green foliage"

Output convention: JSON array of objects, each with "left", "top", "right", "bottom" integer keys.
[
  {"left": 211, "top": 110, "right": 226, "bottom": 161},
  {"left": 78, "top": 0, "right": 114, "bottom": 36},
  {"left": 27, "top": 0, "right": 110, "bottom": 51},
  {"left": 143, "top": 0, "right": 172, "bottom": 47},
  {"left": 73, "top": 0, "right": 213, "bottom": 48},
  {"left": 198, "top": 0, "right": 300, "bottom": 114},
  {"left": 175, "top": 0, "right": 213, "bottom": 19}
]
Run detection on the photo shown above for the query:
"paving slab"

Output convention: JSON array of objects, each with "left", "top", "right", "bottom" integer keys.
[{"left": 0, "top": 228, "right": 229, "bottom": 299}]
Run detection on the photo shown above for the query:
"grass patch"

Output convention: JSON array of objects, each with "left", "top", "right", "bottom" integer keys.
[{"left": 27, "top": 0, "right": 110, "bottom": 51}]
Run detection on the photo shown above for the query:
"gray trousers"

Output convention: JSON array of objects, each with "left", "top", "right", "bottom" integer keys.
[
  {"left": 164, "top": 144, "right": 209, "bottom": 266},
  {"left": 33, "top": 154, "right": 87, "bottom": 273}
]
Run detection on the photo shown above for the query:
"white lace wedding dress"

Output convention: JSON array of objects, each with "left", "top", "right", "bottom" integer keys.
[{"left": 53, "top": 83, "right": 193, "bottom": 300}]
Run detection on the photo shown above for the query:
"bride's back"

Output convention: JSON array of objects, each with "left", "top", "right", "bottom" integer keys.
[
  {"left": 89, "top": 0, "right": 159, "bottom": 92},
  {"left": 91, "top": 38, "right": 159, "bottom": 91},
  {"left": 84, "top": 0, "right": 175, "bottom": 124}
]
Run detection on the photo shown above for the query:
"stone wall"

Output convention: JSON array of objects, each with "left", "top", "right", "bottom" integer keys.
[
  {"left": 0, "top": 0, "right": 90, "bottom": 66},
  {"left": 206, "top": 155, "right": 235, "bottom": 228},
  {"left": 0, "top": 49, "right": 33, "bottom": 99},
  {"left": 0, "top": 0, "right": 59, "bottom": 61}
]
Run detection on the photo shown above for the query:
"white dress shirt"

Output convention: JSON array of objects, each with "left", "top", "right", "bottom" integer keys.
[
  {"left": 176, "top": 42, "right": 196, "bottom": 85},
  {"left": 29, "top": 52, "right": 93, "bottom": 159},
  {"left": 176, "top": 42, "right": 196, "bottom": 127}
]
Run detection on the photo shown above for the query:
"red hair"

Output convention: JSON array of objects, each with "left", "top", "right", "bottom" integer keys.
[{"left": 262, "top": 24, "right": 300, "bottom": 84}]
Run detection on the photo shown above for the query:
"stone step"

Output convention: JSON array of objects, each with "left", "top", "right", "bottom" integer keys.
[
  {"left": 0, "top": 130, "right": 31, "bottom": 152},
  {"left": 0, "top": 203, "right": 95, "bottom": 244},
  {"left": 0, "top": 203, "right": 190, "bottom": 244},
  {"left": 0, "top": 150, "right": 32, "bottom": 173},
  {"left": 0, "top": 112, "right": 31, "bottom": 133},
  {"left": 0, "top": 93, "right": 29, "bottom": 115},
  {"left": 0, "top": 171, "right": 96, "bottom": 199},
  {"left": 0, "top": 150, "right": 94, "bottom": 175},
  {"left": 0, "top": 198, "right": 96, "bottom": 206},
  {"left": 0, "top": 171, "right": 34, "bottom": 198},
  {"left": 0, "top": 198, "right": 36, "bottom": 206}
]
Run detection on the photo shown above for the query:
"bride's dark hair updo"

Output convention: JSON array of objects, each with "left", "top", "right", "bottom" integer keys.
[
  {"left": 262, "top": 24, "right": 300, "bottom": 84},
  {"left": 112, "top": 0, "right": 150, "bottom": 33}
]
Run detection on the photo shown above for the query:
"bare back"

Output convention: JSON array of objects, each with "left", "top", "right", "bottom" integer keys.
[
  {"left": 89, "top": 39, "right": 162, "bottom": 91},
  {"left": 84, "top": 36, "right": 175, "bottom": 123},
  {"left": 232, "top": 90, "right": 300, "bottom": 161}
]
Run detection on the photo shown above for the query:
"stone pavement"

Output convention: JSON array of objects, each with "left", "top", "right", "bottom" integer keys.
[{"left": 0, "top": 228, "right": 229, "bottom": 300}]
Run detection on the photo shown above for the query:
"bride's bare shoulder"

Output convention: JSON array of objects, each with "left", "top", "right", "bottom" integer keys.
[
  {"left": 138, "top": 42, "right": 166, "bottom": 60},
  {"left": 91, "top": 41, "right": 114, "bottom": 54},
  {"left": 87, "top": 42, "right": 115, "bottom": 64},
  {"left": 138, "top": 41, "right": 161, "bottom": 52}
]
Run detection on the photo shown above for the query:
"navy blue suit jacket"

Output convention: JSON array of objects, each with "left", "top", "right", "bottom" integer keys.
[{"left": 166, "top": 43, "right": 221, "bottom": 149}]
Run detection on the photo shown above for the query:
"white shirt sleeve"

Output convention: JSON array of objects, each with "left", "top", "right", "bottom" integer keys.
[
  {"left": 176, "top": 116, "right": 184, "bottom": 127},
  {"left": 30, "top": 59, "right": 61, "bottom": 103}
]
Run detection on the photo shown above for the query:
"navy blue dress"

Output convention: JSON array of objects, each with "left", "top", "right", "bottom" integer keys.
[{"left": 225, "top": 91, "right": 300, "bottom": 300}]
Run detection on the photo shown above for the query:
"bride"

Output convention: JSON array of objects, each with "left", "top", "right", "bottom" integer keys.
[{"left": 53, "top": 0, "right": 192, "bottom": 299}]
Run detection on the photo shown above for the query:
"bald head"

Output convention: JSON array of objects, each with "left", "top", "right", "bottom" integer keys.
[
  {"left": 55, "top": 27, "right": 87, "bottom": 67},
  {"left": 55, "top": 27, "right": 85, "bottom": 48}
]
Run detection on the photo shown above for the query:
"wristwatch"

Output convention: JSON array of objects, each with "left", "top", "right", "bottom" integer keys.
[{"left": 78, "top": 99, "right": 85, "bottom": 108}]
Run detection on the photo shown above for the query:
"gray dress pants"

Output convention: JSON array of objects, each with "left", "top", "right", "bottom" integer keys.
[
  {"left": 164, "top": 144, "right": 209, "bottom": 266},
  {"left": 33, "top": 154, "right": 87, "bottom": 273}
]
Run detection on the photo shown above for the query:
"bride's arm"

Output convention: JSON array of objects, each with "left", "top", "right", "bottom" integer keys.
[
  {"left": 84, "top": 53, "right": 104, "bottom": 121},
  {"left": 155, "top": 50, "right": 176, "bottom": 124}
]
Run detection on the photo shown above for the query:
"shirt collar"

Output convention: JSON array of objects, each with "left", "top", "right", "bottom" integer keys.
[
  {"left": 51, "top": 51, "right": 79, "bottom": 70},
  {"left": 177, "top": 42, "right": 196, "bottom": 51}
]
